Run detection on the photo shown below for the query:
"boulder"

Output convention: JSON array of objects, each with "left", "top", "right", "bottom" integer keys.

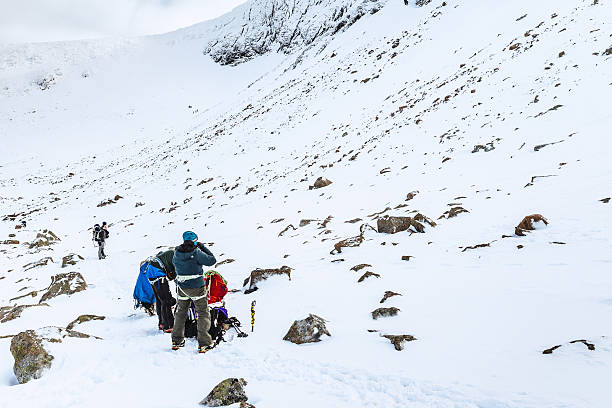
[
  {"left": 28, "top": 230, "right": 60, "bottom": 249},
  {"left": 283, "top": 314, "right": 331, "bottom": 344},
  {"left": 372, "top": 307, "right": 400, "bottom": 320},
  {"left": 243, "top": 266, "right": 291, "bottom": 294},
  {"left": 61, "top": 253, "right": 84, "bottom": 268},
  {"left": 377, "top": 216, "right": 425, "bottom": 234},
  {"left": 382, "top": 334, "right": 417, "bottom": 351},
  {"left": 10, "top": 330, "right": 54, "bottom": 384},
  {"left": 200, "top": 378, "right": 248, "bottom": 406},
  {"left": 39, "top": 272, "right": 87, "bottom": 303},
  {"left": 310, "top": 177, "right": 332, "bottom": 190}
]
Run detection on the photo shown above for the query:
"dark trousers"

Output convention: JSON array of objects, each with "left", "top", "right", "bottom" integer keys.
[
  {"left": 151, "top": 278, "right": 176, "bottom": 330},
  {"left": 97, "top": 241, "right": 106, "bottom": 259}
]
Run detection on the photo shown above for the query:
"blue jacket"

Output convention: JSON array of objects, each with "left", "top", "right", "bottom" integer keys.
[{"left": 173, "top": 241, "right": 216, "bottom": 289}]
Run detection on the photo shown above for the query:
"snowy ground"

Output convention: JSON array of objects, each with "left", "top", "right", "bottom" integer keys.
[{"left": 1, "top": 0, "right": 612, "bottom": 407}]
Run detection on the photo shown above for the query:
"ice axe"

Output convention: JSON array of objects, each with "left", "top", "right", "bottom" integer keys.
[{"left": 251, "top": 300, "right": 256, "bottom": 332}]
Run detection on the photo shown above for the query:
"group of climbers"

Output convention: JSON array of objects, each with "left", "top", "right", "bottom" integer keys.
[{"left": 134, "top": 230, "right": 241, "bottom": 354}]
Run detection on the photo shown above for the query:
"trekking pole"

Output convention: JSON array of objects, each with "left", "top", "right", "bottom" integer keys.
[{"left": 250, "top": 300, "right": 256, "bottom": 332}]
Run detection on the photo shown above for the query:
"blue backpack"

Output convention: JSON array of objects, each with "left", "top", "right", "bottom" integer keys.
[{"left": 133, "top": 262, "right": 164, "bottom": 307}]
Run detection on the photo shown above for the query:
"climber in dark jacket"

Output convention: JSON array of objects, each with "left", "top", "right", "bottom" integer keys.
[
  {"left": 143, "top": 249, "right": 177, "bottom": 332},
  {"left": 171, "top": 231, "right": 216, "bottom": 353}
]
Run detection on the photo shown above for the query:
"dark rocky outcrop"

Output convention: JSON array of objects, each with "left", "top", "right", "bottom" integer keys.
[
  {"left": 331, "top": 235, "right": 364, "bottom": 254},
  {"left": 438, "top": 206, "right": 469, "bottom": 219},
  {"left": 1, "top": 240, "right": 19, "bottom": 245},
  {"left": 97, "top": 195, "right": 123, "bottom": 207},
  {"left": 61, "top": 253, "right": 84, "bottom": 268},
  {"left": 200, "top": 378, "right": 248, "bottom": 406},
  {"left": 283, "top": 314, "right": 331, "bottom": 344},
  {"left": 382, "top": 334, "right": 417, "bottom": 351},
  {"left": 243, "top": 266, "right": 292, "bottom": 294},
  {"left": 371, "top": 307, "right": 400, "bottom": 320},
  {"left": 39, "top": 272, "right": 87, "bottom": 303},
  {"left": 350, "top": 263, "right": 372, "bottom": 272}
]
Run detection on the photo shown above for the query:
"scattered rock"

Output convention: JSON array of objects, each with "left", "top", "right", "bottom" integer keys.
[
  {"left": 382, "top": 334, "right": 416, "bottom": 351},
  {"left": 97, "top": 195, "right": 123, "bottom": 207},
  {"left": 515, "top": 214, "right": 548, "bottom": 236},
  {"left": 0, "top": 303, "right": 49, "bottom": 323},
  {"left": 39, "top": 272, "right": 87, "bottom": 303},
  {"left": 331, "top": 234, "right": 364, "bottom": 254},
  {"left": 372, "top": 307, "right": 400, "bottom": 320},
  {"left": 600, "top": 197, "right": 610, "bottom": 204},
  {"left": 243, "top": 266, "right": 291, "bottom": 293},
  {"left": 1, "top": 240, "right": 19, "bottom": 245},
  {"left": 401, "top": 256, "right": 412, "bottom": 261},
  {"left": 461, "top": 241, "right": 494, "bottom": 252},
  {"left": 377, "top": 215, "right": 426, "bottom": 234},
  {"left": 278, "top": 224, "right": 297, "bottom": 237},
  {"left": 543, "top": 339, "right": 595, "bottom": 354},
  {"left": 10, "top": 330, "right": 54, "bottom": 384},
  {"left": 299, "top": 219, "right": 317, "bottom": 227},
  {"left": 61, "top": 253, "right": 84, "bottom": 268},
  {"left": 438, "top": 206, "right": 469, "bottom": 219},
  {"left": 28, "top": 230, "right": 60, "bottom": 249},
  {"left": 344, "top": 218, "right": 362, "bottom": 224},
  {"left": 603, "top": 46, "right": 612, "bottom": 56},
  {"left": 200, "top": 378, "right": 248, "bottom": 406},
  {"left": 23, "top": 257, "right": 54, "bottom": 271},
  {"left": 542, "top": 344, "right": 562, "bottom": 354},
  {"left": 310, "top": 177, "right": 332, "bottom": 190},
  {"left": 283, "top": 314, "right": 331, "bottom": 344},
  {"left": 380, "top": 291, "right": 402, "bottom": 304},
  {"left": 357, "top": 271, "right": 380, "bottom": 283},
  {"left": 215, "top": 259, "right": 235, "bottom": 267},
  {"left": 405, "top": 191, "right": 419, "bottom": 201},
  {"left": 66, "top": 315, "right": 105, "bottom": 330},
  {"left": 472, "top": 143, "right": 495, "bottom": 153},
  {"left": 350, "top": 263, "right": 371, "bottom": 272}
]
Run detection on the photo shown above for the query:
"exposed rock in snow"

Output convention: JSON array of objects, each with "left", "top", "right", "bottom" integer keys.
[
  {"left": 350, "top": 263, "right": 372, "bottom": 272},
  {"left": 438, "top": 206, "right": 469, "bottom": 219},
  {"left": 61, "top": 253, "right": 84, "bottom": 268},
  {"left": 283, "top": 314, "right": 331, "bottom": 344},
  {"left": 377, "top": 215, "right": 426, "bottom": 234},
  {"left": 380, "top": 291, "right": 402, "bottom": 303},
  {"left": 205, "top": 0, "right": 388, "bottom": 65},
  {"left": 10, "top": 326, "right": 99, "bottom": 384},
  {"left": 243, "top": 266, "right": 292, "bottom": 293},
  {"left": 10, "top": 330, "right": 54, "bottom": 384},
  {"left": 0, "top": 303, "right": 50, "bottom": 323},
  {"left": 39, "top": 272, "right": 87, "bottom": 303},
  {"left": 382, "top": 334, "right": 417, "bottom": 351},
  {"left": 515, "top": 214, "right": 548, "bottom": 236},
  {"left": 357, "top": 271, "right": 380, "bottom": 282},
  {"left": 371, "top": 307, "right": 400, "bottom": 319},
  {"left": 23, "top": 256, "right": 54, "bottom": 271},
  {"left": 65, "top": 314, "right": 106, "bottom": 330},
  {"left": 200, "top": 377, "right": 248, "bottom": 406},
  {"left": 310, "top": 177, "right": 333, "bottom": 189},
  {"left": 28, "top": 229, "right": 60, "bottom": 249},
  {"left": 331, "top": 234, "right": 364, "bottom": 254},
  {"left": 543, "top": 339, "right": 596, "bottom": 354}
]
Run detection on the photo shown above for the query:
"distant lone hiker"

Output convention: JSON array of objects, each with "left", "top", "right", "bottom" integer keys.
[
  {"left": 93, "top": 222, "right": 109, "bottom": 260},
  {"left": 171, "top": 231, "right": 216, "bottom": 353}
]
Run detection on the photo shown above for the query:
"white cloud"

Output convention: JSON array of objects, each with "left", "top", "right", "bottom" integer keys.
[{"left": 0, "top": 0, "right": 248, "bottom": 43}]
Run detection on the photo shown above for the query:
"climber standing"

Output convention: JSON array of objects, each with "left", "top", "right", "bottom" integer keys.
[
  {"left": 142, "top": 249, "right": 177, "bottom": 332},
  {"left": 93, "top": 222, "right": 109, "bottom": 260},
  {"left": 171, "top": 231, "right": 216, "bottom": 353}
]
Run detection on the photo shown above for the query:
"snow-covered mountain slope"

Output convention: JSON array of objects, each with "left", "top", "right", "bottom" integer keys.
[{"left": 1, "top": 0, "right": 612, "bottom": 407}]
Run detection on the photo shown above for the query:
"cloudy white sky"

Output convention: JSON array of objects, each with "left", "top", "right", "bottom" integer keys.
[{"left": 0, "top": 0, "right": 248, "bottom": 43}]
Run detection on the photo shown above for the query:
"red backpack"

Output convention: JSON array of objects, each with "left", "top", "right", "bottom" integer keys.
[{"left": 204, "top": 270, "right": 228, "bottom": 304}]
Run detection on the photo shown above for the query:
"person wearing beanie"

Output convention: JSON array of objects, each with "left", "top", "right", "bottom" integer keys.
[{"left": 171, "top": 231, "right": 217, "bottom": 353}]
